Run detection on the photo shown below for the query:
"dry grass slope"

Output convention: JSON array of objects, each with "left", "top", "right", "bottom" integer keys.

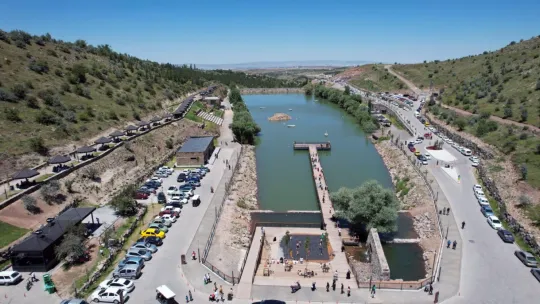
[{"left": 340, "top": 64, "right": 408, "bottom": 92}]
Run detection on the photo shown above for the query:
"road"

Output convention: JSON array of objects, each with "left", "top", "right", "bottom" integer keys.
[{"left": 368, "top": 93, "right": 540, "bottom": 303}]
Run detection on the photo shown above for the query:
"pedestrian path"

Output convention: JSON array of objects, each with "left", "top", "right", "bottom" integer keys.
[
  {"left": 197, "top": 111, "right": 224, "bottom": 125},
  {"left": 308, "top": 145, "right": 355, "bottom": 283}
]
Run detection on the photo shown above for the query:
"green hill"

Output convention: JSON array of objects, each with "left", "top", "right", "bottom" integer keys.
[
  {"left": 0, "top": 29, "right": 299, "bottom": 156},
  {"left": 392, "top": 36, "right": 540, "bottom": 126}
]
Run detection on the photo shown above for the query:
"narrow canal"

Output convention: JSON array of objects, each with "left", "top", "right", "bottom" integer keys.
[{"left": 244, "top": 93, "right": 425, "bottom": 281}]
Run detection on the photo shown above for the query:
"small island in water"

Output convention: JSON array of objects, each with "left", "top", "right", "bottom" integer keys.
[{"left": 268, "top": 113, "right": 292, "bottom": 121}]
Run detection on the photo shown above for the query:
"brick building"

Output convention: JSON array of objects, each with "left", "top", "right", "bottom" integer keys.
[{"left": 176, "top": 136, "right": 215, "bottom": 166}]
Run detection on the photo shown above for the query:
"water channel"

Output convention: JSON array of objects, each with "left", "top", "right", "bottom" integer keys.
[{"left": 243, "top": 93, "right": 425, "bottom": 280}]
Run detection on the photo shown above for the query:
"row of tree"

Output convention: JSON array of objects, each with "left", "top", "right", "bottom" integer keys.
[
  {"left": 308, "top": 85, "right": 378, "bottom": 133},
  {"left": 229, "top": 88, "right": 261, "bottom": 144}
]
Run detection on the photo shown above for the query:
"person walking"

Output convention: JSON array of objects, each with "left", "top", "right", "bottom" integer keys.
[
  {"left": 453, "top": 240, "right": 457, "bottom": 250},
  {"left": 326, "top": 282, "right": 330, "bottom": 292},
  {"left": 188, "top": 290, "right": 193, "bottom": 301},
  {"left": 461, "top": 221, "right": 466, "bottom": 229},
  {"left": 347, "top": 286, "right": 351, "bottom": 297},
  {"left": 429, "top": 284, "right": 433, "bottom": 295},
  {"left": 447, "top": 207, "right": 450, "bottom": 215},
  {"left": 447, "top": 239, "right": 451, "bottom": 248},
  {"left": 341, "top": 283, "right": 344, "bottom": 294},
  {"left": 332, "top": 280, "right": 336, "bottom": 291},
  {"left": 371, "top": 284, "right": 376, "bottom": 298}
]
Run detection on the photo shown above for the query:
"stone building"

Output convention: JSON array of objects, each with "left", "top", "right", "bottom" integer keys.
[{"left": 176, "top": 136, "right": 215, "bottom": 166}]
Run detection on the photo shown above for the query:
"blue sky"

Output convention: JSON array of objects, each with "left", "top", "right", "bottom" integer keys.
[{"left": 1, "top": 0, "right": 539, "bottom": 64}]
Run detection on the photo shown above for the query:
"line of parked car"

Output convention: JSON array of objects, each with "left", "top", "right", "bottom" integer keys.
[
  {"left": 472, "top": 183, "right": 540, "bottom": 282},
  {"left": 83, "top": 166, "right": 210, "bottom": 303}
]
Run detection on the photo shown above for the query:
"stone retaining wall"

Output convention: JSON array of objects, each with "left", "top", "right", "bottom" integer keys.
[{"left": 366, "top": 228, "right": 390, "bottom": 281}]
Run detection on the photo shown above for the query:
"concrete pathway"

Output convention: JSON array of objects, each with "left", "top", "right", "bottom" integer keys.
[{"left": 198, "top": 111, "right": 224, "bottom": 125}]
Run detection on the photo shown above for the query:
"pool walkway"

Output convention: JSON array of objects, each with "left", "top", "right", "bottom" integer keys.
[{"left": 308, "top": 145, "right": 356, "bottom": 283}]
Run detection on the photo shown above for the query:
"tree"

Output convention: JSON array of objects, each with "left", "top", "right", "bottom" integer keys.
[
  {"left": 330, "top": 180, "right": 399, "bottom": 233},
  {"left": 503, "top": 106, "right": 513, "bottom": 118},
  {"left": 455, "top": 117, "right": 467, "bottom": 131},
  {"left": 368, "top": 100, "right": 373, "bottom": 113},
  {"left": 344, "top": 85, "right": 350, "bottom": 95},
  {"left": 55, "top": 232, "right": 86, "bottom": 262},
  {"left": 41, "top": 180, "right": 61, "bottom": 204},
  {"left": 4, "top": 108, "right": 22, "bottom": 122},
  {"left": 110, "top": 185, "right": 138, "bottom": 216},
  {"left": 70, "top": 64, "right": 88, "bottom": 84},
  {"left": 536, "top": 80, "right": 540, "bottom": 91},
  {"left": 22, "top": 195, "right": 39, "bottom": 213},
  {"left": 28, "top": 136, "right": 48, "bottom": 155},
  {"left": 520, "top": 108, "right": 528, "bottom": 122},
  {"left": 520, "top": 164, "right": 528, "bottom": 180}
]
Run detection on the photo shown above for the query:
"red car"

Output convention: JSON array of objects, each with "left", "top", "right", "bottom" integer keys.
[
  {"left": 409, "top": 146, "right": 416, "bottom": 153},
  {"left": 159, "top": 209, "right": 180, "bottom": 218},
  {"left": 134, "top": 192, "right": 149, "bottom": 199},
  {"left": 424, "top": 133, "right": 432, "bottom": 139}
]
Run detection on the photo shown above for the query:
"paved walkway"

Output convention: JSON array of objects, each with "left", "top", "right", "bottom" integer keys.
[
  {"left": 308, "top": 145, "right": 355, "bottom": 283},
  {"left": 198, "top": 111, "right": 224, "bottom": 125}
]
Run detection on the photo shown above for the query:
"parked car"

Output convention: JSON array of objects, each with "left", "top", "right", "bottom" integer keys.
[
  {"left": 140, "top": 228, "right": 165, "bottom": 239},
  {"left": 60, "top": 299, "right": 90, "bottom": 304},
  {"left": 157, "top": 192, "right": 167, "bottom": 204},
  {"left": 159, "top": 166, "right": 174, "bottom": 175},
  {"left": 515, "top": 250, "right": 538, "bottom": 267},
  {"left": 531, "top": 268, "right": 540, "bottom": 282},
  {"left": 487, "top": 215, "right": 502, "bottom": 230},
  {"left": 180, "top": 189, "right": 194, "bottom": 197},
  {"left": 199, "top": 166, "right": 210, "bottom": 173},
  {"left": 98, "top": 278, "right": 135, "bottom": 293},
  {"left": 480, "top": 205, "right": 494, "bottom": 217},
  {"left": 138, "top": 187, "right": 154, "bottom": 195},
  {"left": 155, "top": 172, "right": 168, "bottom": 178},
  {"left": 0, "top": 271, "right": 22, "bottom": 285},
  {"left": 497, "top": 229, "right": 515, "bottom": 243},
  {"left": 477, "top": 196, "right": 489, "bottom": 206},
  {"left": 167, "top": 186, "right": 179, "bottom": 196},
  {"left": 179, "top": 184, "right": 195, "bottom": 191},
  {"left": 126, "top": 248, "right": 152, "bottom": 261},
  {"left": 131, "top": 242, "right": 158, "bottom": 253},
  {"left": 409, "top": 146, "right": 416, "bottom": 153},
  {"left": 117, "top": 257, "right": 145, "bottom": 269},
  {"left": 414, "top": 151, "right": 421, "bottom": 157},
  {"left": 148, "top": 223, "right": 169, "bottom": 233},
  {"left": 152, "top": 217, "right": 172, "bottom": 227},
  {"left": 137, "top": 236, "right": 163, "bottom": 246},
  {"left": 134, "top": 192, "right": 149, "bottom": 200},
  {"left": 471, "top": 160, "right": 479, "bottom": 167},
  {"left": 473, "top": 184, "right": 483, "bottom": 192},
  {"left": 186, "top": 180, "right": 200, "bottom": 187},
  {"left": 424, "top": 153, "right": 431, "bottom": 160},
  {"left": 474, "top": 189, "right": 485, "bottom": 199},
  {"left": 148, "top": 177, "right": 163, "bottom": 184},
  {"left": 470, "top": 156, "right": 479, "bottom": 163},
  {"left": 91, "top": 287, "right": 130, "bottom": 303},
  {"left": 177, "top": 173, "right": 187, "bottom": 182},
  {"left": 161, "top": 214, "right": 177, "bottom": 223}
]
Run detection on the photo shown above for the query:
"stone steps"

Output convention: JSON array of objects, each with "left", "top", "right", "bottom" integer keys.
[{"left": 197, "top": 111, "right": 223, "bottom": 125}]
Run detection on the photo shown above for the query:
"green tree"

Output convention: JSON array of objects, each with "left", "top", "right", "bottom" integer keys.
[
  {"left": 41, "top": 180, "right": 61, "bottom": 204},
  {"left": 22, "top": 195, "right": 39, "bottom": 213},
  {"left": 28, "top": 136, "right": 48, "bottom": 155},
  {"left": 110, "top": 185, "right": 138, "bottom": 216},
  {"left": 344, "top": 85, "right": 351, "bottom": 95},
  {"left": 520, "top": 108, "right": 528, "bottom": 122},
  {"left": 503, "top": 106, "right": 513, "bottom": 118},
  {"left": 330, "top": 180, "right": 399, "bottom": 233},
  {"left": 455, "top": 117, "right": 467, "bottom": 131},
  {"left": 71, "top": 64, "right": 88, "bottom": 84},
  {"left": 55, "top": 232, "right": 86, "bottom": 262}
]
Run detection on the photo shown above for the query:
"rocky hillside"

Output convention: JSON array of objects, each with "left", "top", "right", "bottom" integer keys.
[
  {"left": 0, "top": 29, "right": 299, "bottom": 157},
  {"left": 335, "top": 64, "right": 408, "bottom": 92},
  {"left": 392, "top": 36, "right": 540, "bottom": 127}
]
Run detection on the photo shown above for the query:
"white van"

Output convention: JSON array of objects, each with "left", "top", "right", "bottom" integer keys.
[
  {"left": 414, "top": 111, "right": 420, "bottom": 118},
  {"left": 0, "top": 271, "right": 23, "bottom": 285},
  {"left": 462, "top": 148, "right": 472, "bottom": 156},
  {"left": 191, "top": 194, "right": 201, "bottom": 207}
]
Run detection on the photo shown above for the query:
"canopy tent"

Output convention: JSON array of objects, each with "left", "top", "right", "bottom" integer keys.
[
  {"left": 75, "top": 146, "right": 96, "bottom": 154},
  {"left": 48, "top": 155, "right": 71, "bottom": 164},
  {"left": 94, "top": 137, "right": 112, "bottom": 144},
  {"left": 150, "top": 116, "right": 161, "bottom": 122},
  {"left": 125, "top": 125, "right": 138, "bottom": 131},
  {"left": 109, "top": 130, "right": 125, "bottom": 137},
  {"left": 136, "top": 121, "right": 149, "bottom": 127},
  {"left": 162, "top": 113, "right": 173, "bottom": 120},
  {"left": 12, "top": 168, "right": 39, "bottom": 180}
]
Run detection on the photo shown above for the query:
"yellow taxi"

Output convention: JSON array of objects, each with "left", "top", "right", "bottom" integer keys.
[
  {"left": 140, "top": 228, "right": 165, "bottom": 239},
  {"left": 425, "top": 122, "right": 430, "bottom": 126},
  {"left": 414, "top": 151, "right": 421, "bottom": 157}
]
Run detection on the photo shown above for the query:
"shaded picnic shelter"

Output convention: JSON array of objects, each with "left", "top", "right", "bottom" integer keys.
[
  {"left": 94, "top": 136, "right": 112, "bottom": 150},
  {"left": 75, "top": 145, "right": 96, "bottom": 161},
  {"left": 48, "top": 155, "right": 72, "bottom": 173},
  {"left": 10, "top": 207, "right": 96, "bottom": 272},
  {"left": 125, "top": 125, "right": 138, "bottom": 135},
  {"left": 162, "top": 113, "right": 173, "bottom": 122},
  {"left": 150, "top": 116, "right": 162, "bottom": 126},
  {"left": 11, "top": 168, "right": 40, "bottom": 189},
  {"left": 136, "top": 120, "right": 150, "bottom": 131},
  {"left": 109, "top": 130, "right": 125, "bottom": 142}
]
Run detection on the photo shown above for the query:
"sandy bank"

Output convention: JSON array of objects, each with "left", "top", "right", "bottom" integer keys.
[{"left": 268, "top": 113, "right": 292, "bottom": 121}]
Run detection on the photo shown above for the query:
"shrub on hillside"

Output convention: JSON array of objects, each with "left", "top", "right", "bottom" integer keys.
[
  {"left": 28, "top": 59, "right": 49, "bottom": 74},
  {"left": 26, "top": 95, "right": 39, "bottom": 108},
  {"left": 28, "top": 136, "right": 48, "bottom": 155},
  {"left": 54, "top": 69, "right": 63, "bottom": 77},
  {"left": 0, "top": 30, "right": 10, "bottom": 43},
  {"left": 4, "top": 108, "right": 22, "bottom": 122},
  {"left": 11, "top": 84, "right": 27, "bottom": 99},
  {"left": 70, "top": 64, "right": 87, "bottom": 84},
  {"left": 47, "top": 49, "right": 58, "bottom": 57},
  {"left": 22, "top": 195, "right": 39, "bottom": 214},
  {"left": 35, "top": 110, "right": 58, "bottom": 125},
  {"left": 0, "top": 88, "right": 18, "bottom": 102},
  {"left": 60, "top": 82, "right": 71, "bottom": 93}
]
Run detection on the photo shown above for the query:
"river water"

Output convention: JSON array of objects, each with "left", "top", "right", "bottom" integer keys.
[
  {"left": 243, "top": 93, "right": 425, "bottom": 281},
  {"left": 244, "top": 94, "right": 392, "bottom": 211}
]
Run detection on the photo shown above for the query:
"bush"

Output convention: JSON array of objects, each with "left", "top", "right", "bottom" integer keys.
[
  {"left": 165, "top": 138, "right": 174, "bottom": 149},
  {"left": 22, "top": 195, "right": 39, "bottom": 213},
  {"left": 4, "top": 108, "right": 22, "bottom": 122},
  {"left": 70, "top": 64, "right": 87, "bottom": 83},
  {"left": 0, "top": 30, "right": 10, "bottom": 43},
  {"left": 28, "top": 59, "right": 49, "bottom": 74},
  {"left": 26, "top": 95, "right": 39, "bottom": 108},
  {"left": 520, "top": 164, "right": 528, "bottom": 180},
  {"left": 105, "top": 87, "right": 113, "bottom": 97},
  {"left": 28, "top": 136, "right": 48, "bottom": 155},
  {"left": 12, "top": 84, "right": 27, "bottom": 99},
  {"left": 41, "top": 180, "right": 61, "bottom": 204},
  {"left": 108, "top": 110, "right": 119, "bottom": 120},
  {"left": 61, "top": 82, "right": 71, "bottom": 93},
  {"left": 54, "top": 69, "right": 63, "bottom": 77},
  {"left": 0, "top": 88, "right": 19, "bottom": 102},
  {"left": 47, "top": 49, "right": 58, "bottom": 57},
  {"left": 518, "top": 195, "right": 531, "bottom": 207},
  {"left": 9, "top": 30, "right": 32, "bottom": 44},
  {"left": 35, "top": 110, "right": 58, "bottom": 125}
]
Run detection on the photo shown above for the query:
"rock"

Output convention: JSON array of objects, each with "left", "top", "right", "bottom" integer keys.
[{"left": 267, "top": 113, "right": 291, "bottom": 121}]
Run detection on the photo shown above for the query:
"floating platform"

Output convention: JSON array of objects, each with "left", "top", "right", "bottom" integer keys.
[{"left": 293, "top": 141, "right": 331, "bottom": 150}]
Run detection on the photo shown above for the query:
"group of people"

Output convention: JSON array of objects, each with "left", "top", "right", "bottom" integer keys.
[{"left": 447, "top": 239, "right": 458, "bottom": 250}]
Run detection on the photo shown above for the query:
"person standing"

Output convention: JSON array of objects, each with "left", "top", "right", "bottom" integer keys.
[
  {"left": 188, "top": 290, "right": 193, "bottom": 301},
  {"left": 461, "top": 221, "right": 466, "bottom": 229},
  {"left": 332, "top": 280, "right": 336, "bottom": 291},
  {"left": 453, "top": 240, "right": 457, "bottom": 250},
  {"left": 347, "top": 286, "right": 351, "bottom": 297},
  {"left": 341, "top": 283, "right": 344, "bottom": 294},
  {"left": 447, "top": 239, "right": 451, "bottom": 248},
  {"left": 326, "top": 282, "right": 330, "bottom": 292},
  {"left": 371, "top": 284, "right": 376, "bottom": 298},
  {"left": 429, "top": 284, "right": 433, "bottom": 295}
]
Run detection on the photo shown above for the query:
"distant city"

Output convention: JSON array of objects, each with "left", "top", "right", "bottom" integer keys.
[{"left": 194, "top": 60, "right": 373, "bottom": 70}]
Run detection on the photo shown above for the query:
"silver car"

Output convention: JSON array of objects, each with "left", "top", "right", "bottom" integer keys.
[
  {"left": 126, "top": 248, "right": 152, "bottom": 261},
  {"left": 515, "top": 250, "right": 538, "bottom": 267},
  {"left": 130, "top": 242, "right": 158, "bottom": 253}
]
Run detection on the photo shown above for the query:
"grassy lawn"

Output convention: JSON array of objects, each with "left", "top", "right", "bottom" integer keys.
[
  {"left": 185, "top": 102, "right": 203, "bottom": 122},
  {"left": 213, "top": 109, "right": 224, "bottom": 118},
  {"left": 35, "top": 173, "right": 54, "bottom": 182},
  {"left": 0, "top": 221, "right": 29, "bottom": 248},
  {"left": 77, "top": 206, "right": 159, "bottom": 297},
  {"left": 165, "top": 158, "right": 177, "bottom": 168}
]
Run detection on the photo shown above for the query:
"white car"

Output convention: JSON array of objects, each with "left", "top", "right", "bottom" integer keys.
[
  {"left": 166, "top": 186, "right": 178, "bottom": 196},
  {"left": 473, "top": 184, "right": 483, "bottom": 192},
  {"left": 471, "top": 160, "right": 479, "bottom": 167},
  {"left": 180, "top": 189, "right": 193, "bottom": 197},
  {"left": 487, "top": 215, "right": 502, "bottom": 230},
  {"left": 415, "top": 138, "right": 423, "bottom": 144},
  {"left": 424, "top": 153, "right": 431, "bottom": 160},
  {"left": 160, "top": 166, "right": 174, "bottom": 174},
  {"left": 147, "top": 177, "right": 163, "bottom": 184},
  {"left": 161, "top": 214, "right": 177, "bottom": 223},
  {"left": 469, "top": 156, "right": 479, "bottom": 163},
  {"left": 477, "top": 196, "right": 489, "bottom": 206},
  {"left": 98, "top": 278, "right": 135, "bottom": 293},
  {"left": 474, "top": 189, "right": 485, "bottom": 199},
  {"left": 160, "top": 205, "right": 181, "bottom": 213},
  {"left": 92, "top": 287, "right": 130, "bottom": 303}
]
